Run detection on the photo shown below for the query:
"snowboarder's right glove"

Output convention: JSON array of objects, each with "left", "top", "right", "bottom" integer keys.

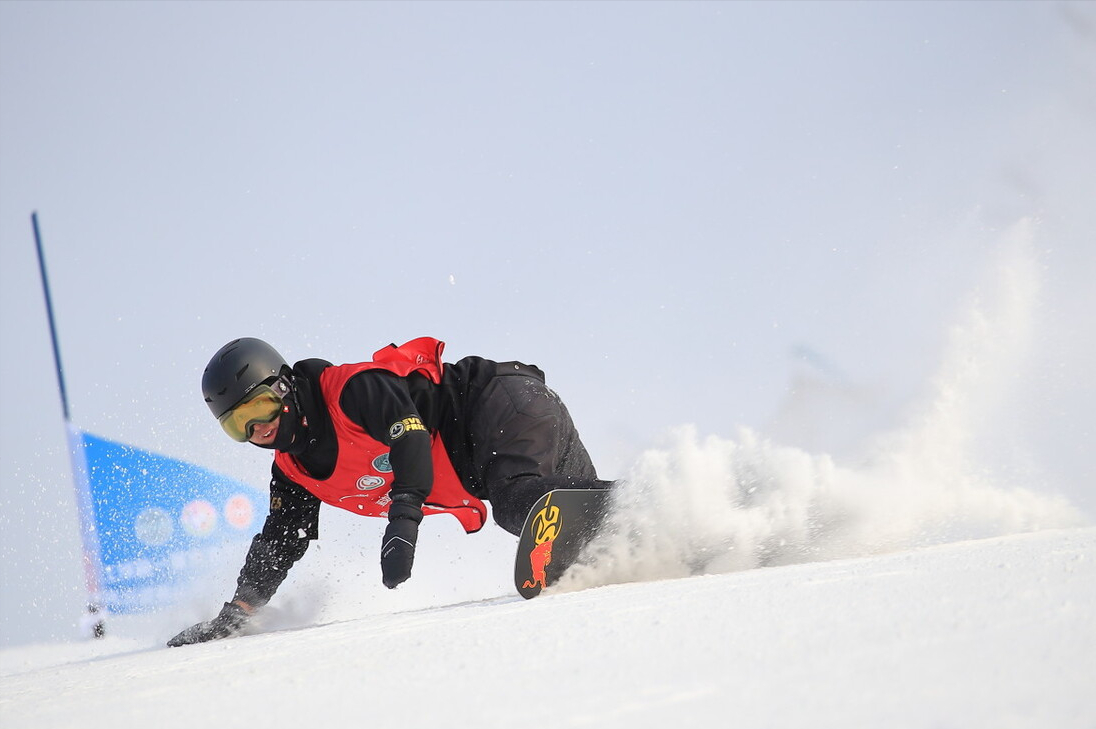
[
  {"left": 166, "top": 602, "right": 249, "bottom": 647},
  {"left": 380, "top": 494, "right": 423, "bottom": 589}
]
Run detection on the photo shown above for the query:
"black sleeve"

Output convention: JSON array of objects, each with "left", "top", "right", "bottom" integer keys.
[
  {"left": 232, "top": 468, "right": 321, "bottom": 608},
  {"left": 339, "top": 370, "right": 432, "bottom": 509}
]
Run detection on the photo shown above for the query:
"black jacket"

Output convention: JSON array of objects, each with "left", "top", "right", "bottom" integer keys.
[{"left": 232, "top": 355, "right": 500, "bottom": 607}]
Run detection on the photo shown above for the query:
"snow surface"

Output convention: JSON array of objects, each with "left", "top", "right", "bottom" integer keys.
[{"left": 1, "top": 528, "right": 1093, "bottom": 729}]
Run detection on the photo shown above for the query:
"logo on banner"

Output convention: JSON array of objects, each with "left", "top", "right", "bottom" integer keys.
[
  {"left": 224, "top": 494, "right": 255, "bottom": 530},
  {"left": 134, "top": 507, "right": 174, "bottom": 547},
  {"left": 180, "top": 500, "right": 218, "bottom": 538}
]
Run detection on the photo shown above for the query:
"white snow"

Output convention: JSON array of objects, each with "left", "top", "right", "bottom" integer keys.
[{"left": 1, "top": 527, "right": 1093, "bottom": 728}]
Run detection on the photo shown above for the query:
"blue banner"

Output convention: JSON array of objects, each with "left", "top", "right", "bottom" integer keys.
[{"left": 72, "top": 428, "right": 261, "bottom": 614}]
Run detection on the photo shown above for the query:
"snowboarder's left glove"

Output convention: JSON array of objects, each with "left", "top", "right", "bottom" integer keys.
[
  {"left": 381, "top": 495, "right": 423, "bottom": 589},
  {"left": 166, "top": 602, "right": 249, "bottom": 647}
]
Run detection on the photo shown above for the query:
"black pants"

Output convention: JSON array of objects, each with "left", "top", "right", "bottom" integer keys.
[{"left": 467, "top": 363, "right": 611, "bottom": 535}]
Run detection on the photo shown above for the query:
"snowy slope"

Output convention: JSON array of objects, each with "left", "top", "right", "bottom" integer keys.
[
  {"left": 1, "top": 527, "right": 1093, "bottom": 729},
  {"left": 3, "top": 221, "right": 1093, "bottom": 727}
]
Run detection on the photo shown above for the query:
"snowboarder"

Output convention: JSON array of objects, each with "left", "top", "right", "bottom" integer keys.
[{"left": 168, "top": 336, "right": 610, "bottom": 646}]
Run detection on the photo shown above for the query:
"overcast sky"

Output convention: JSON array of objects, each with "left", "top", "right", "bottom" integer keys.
[{"left": 2, "top": 1, "right": 1093, "bottom": 647}]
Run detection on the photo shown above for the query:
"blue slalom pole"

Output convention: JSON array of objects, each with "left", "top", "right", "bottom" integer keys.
[{"left": 32, "top": 211, "right": 71, "bottom": 422}]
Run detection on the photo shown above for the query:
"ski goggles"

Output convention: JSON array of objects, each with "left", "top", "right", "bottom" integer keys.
[{"left": 218, "top": 383, "right": 285, "bottom": 442}]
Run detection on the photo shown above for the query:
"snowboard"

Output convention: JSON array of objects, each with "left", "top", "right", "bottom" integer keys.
[{"left": 514, "top": 489, "right": 611, "bottom": 599}]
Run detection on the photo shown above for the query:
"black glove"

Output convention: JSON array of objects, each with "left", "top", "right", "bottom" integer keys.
[
  {"left": 167, "top": 602, "right": 249, "bottom": 647},
  {"left": 381, "top": 496, "right": 423, "bottom": 588}
]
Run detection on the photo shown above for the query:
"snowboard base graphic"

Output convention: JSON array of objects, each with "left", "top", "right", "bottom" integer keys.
[{"left": 514, "top": 489, "right": 611, "bottom": 599}]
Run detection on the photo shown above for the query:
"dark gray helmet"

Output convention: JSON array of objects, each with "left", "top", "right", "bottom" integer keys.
[{"left": 202, "top": 337, "right": 288, "bottom": 418}]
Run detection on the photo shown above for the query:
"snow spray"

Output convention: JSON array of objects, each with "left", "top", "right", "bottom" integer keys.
[{"left": 560, "top": 219, "right": 1088, "bottom": 591}]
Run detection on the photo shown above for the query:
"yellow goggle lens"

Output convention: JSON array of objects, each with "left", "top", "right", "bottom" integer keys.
[{"left": 218, "top": 385, "right": 283, "bottom": 442}]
